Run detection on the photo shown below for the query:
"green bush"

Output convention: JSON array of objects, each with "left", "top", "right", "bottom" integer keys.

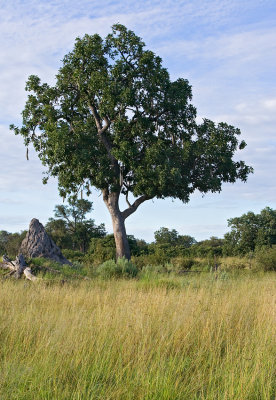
[
  {"left": 30, "top": 257, "right": 62, "bottom": 269},
  {"left": 139, "top": 264, "right": 168, "bottom": 280},
  {"left": 85, "top": 235, "right": 116, "bottom": 265},
  {"left": 133, "top": 252, "right": 170, "bottom": 268},
  {"left": 170, "top": 257, "right": 195, "bottom": 272},
  {"left": 131, "top": 255, "right": 169, "bottom": 270},
  {"left": 97, "top": 257, "right": 138, "bottom": 279},
  {"left": 255, "top": 247, "right": 276, "bottom": 271},
  {"left": 62, "top": 249, "right": 85, "bottom": 263}
]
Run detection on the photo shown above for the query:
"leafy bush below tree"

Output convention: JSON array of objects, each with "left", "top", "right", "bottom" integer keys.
[
  {"left": 254, "top": 246, "right": 276, "bottom": 271},
  {"left": 97, "top": 258, "right": 138, "bottom": 279}
]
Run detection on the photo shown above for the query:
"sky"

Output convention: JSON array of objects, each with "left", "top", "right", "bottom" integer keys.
[{"left": 0, "top": 0, "right": 275, "bottom": 242}]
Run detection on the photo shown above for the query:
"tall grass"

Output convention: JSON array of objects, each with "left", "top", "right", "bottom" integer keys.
[{"left": 0, "top": 273, "right": 275, "bottom": 399}]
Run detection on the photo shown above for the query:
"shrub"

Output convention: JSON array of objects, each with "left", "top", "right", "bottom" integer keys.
[
  {"left": 30, "top": 257, "right": 62, "bottom": 269},
  {"left": 170, "top": 257, "right": 195, "bottom": 272},
  {"left": 132, "top": 255, "right": 169, "bottom": 270},
  {"left": 139, "top": 264, "right": 168, "bottom": 280},
  {"left": 131, "top": 256, "right": 145, "bottom": 270},
  {"left": 62, "top": 249, "right": 85, "bottom": 263},
  {"left": 97, "top": 257, "right": 138, "bottom": 279},
  {"left": 219, "top": 257, "right": 249, "bottom": 271},
  {"left": 116, "top": 257, "right": 138, "bottom": 278},
  {"left": 140, "top": 253, "right": 170, "bottom": 267},
  {"left": 255, "top": 246, "right": 276, "bottom": 271},
  {"left": 85, "top": 235, "right": 116, "bottom": 265},
  {"left": 190, "top": 258, "right": 211, "bottom": 271}
]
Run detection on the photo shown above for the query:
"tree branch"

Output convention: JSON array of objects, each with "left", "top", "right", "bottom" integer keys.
[
  {"left": 125, "top": 190, "right": 131, "bottom": 208},
  {"left": 88, "top": 102, "right": 120, "bottom": 177},
  {"left": 122, "top": 195, "right": 151, "bottom": 219},
  {"left": 102, "top": 188, "right": 109, "bottom": 204},
  {"left": 88, "top": 102, "right": 102, "bottom": 131}
]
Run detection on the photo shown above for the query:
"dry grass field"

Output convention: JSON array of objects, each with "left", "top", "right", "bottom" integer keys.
[{"left": 0, "top": 273, "right": 275, "bottom": 399}]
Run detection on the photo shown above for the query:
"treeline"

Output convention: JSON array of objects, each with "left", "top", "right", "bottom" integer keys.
[{"left": 1, "top": 204, "right": 276, "bottom": 270}]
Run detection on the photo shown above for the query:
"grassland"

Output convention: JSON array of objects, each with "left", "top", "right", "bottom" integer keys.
[{"left": 0, "top": 272, "right": 275, "bottom": 399}]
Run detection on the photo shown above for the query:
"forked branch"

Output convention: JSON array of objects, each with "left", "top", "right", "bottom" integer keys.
[{"left": 122, "top": 195, "right": 151, "bottom": 219}]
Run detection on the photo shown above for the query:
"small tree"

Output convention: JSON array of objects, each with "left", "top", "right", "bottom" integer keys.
[
  {"left": 154, "top": 227, "right": 196, "bottom": 247},
  {"left": 0, "top": 231, "right": 27, "bottom": 258},
  {"left": 46, "top": 198, "right": 106, "bottom": 252},
  {"left": 223, "top": 207, "right": 276, "bottom": 255},
  {"left": 191, "top": 236, "right": 224, "bottom": 258},
  {"left": 0, "top": 231, "right": 10, "bottom": 254},
  {"left": 154, "top": 227, "right": 180, "bottom": 245},
  {"left": 11, "top": 24, "right": 252, "bottom": 259}
]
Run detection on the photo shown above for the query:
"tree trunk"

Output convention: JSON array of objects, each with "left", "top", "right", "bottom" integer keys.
[
  {"left": 111, "top": 212, "right": 130, "bottom": 260},
  {"left": 103, "top": 191, "right": 131, "bottom": 260}
]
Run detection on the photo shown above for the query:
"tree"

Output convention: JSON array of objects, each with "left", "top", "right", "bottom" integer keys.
[
  {"left": 45, "top": 218, "right": 72, "bottom": 249},
  {"left": 0, "top": 230, "right": 10, "bottom": 254},
  {"left": 11, "top": 24, "right": 252, "bottom": 260},
  {"left": 152, "top": 227, "right": 196, "bottom": 258},
  {"left": 46, "top": 198, "right": 106, "bottom": 252},
  {"left": 154, "top": 227, "right": 195, "bottom": 247},
  {"left": 223, "top": 207, "right": 276, "bottom": 255},
  {"left": 0, "top": 231, "right": 27, "bottom": 258},
  {"left": 86, "top": 233, "right": 145, "bottom": 264},
  {"left": 191, "top": 236, "right": 224, "bottom": 257},
  {"left": 154, "top": 227, "right": 179, "bottom": 245}
]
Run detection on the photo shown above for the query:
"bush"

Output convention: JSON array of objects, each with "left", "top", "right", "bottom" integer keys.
[
  {"left": 62, "top": 249, "right": 85, "bottom": 263},
  {"left": 170, "top": 257, "right": 195, "bottom": 272},
  {"left": 85, "top": 235, "right": 116, "bottom": 265},
  {"left": 255, "top": 247, "right": 276, "bottom": 271},
  {"left": 139, "top": 264, "right": 168, "bottom": 280},
  {"left": 97, "top": 258, "right": 138, "bottom": 279},
  {"left": 133, "top": 252, "right": 170, "bottom": 268},
  {"left": 132, "top": 254, "right": 169, "bottom": 270},
  {"left": 30, "top": 257, "right": 62, "bottom": 269},
  {"left": 219, "top": 257, "right": 249, "bottom": 271}
]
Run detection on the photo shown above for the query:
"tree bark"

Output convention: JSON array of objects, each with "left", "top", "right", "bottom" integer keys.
[
  {"left": 102, "top": 190, "right": 131, "bottom": 260},
  {"left": 1, "top": 254, "right": 38, "bottom": 281},
  {"left": 111, "top": 212, "right": 131, "bottom": 260},
  {"left": 102, "top": 190, "right": 151, "bottom": 260}
]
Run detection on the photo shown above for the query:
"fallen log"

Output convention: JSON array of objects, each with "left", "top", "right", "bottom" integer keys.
[
  {"left": 1, "top": 254, "right": 38, "bottom": 281},
  {"left": 23, "top": 267, "right": 38, "bottom": 282}
]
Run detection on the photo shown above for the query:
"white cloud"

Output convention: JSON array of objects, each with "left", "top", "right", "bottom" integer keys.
[{"left": 212, "top": 97, "right": 276, "bottom": 127}]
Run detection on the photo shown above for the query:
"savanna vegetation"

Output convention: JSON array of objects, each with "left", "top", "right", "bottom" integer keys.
[
  {"left": 2, "top": 24, "right": 275, "bottom": 399},
  {"left": 1, "top": 205, "right": 276, "bottom": 273},
  {"left": 1, "top": 206, "right": 275, "bottom": 399},
  {"left": 0, "top": 274, "right": 275, "bottom": 399},
  {"left": 11, "top": 24, "right": 252, "bottom": 259}
]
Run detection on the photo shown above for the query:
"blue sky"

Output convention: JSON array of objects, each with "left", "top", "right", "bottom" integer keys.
[{"left": 0, "top": 0, "right": 275, "bottom": 242}]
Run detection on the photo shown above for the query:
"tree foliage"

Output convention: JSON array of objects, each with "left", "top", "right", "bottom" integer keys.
[
  {"left": 223, "top": 207, "right": 276, "bottom": 255},
  {"left": 190, "top": 236, "right": 224, "bottom": 257},
  {"left": 154, "top": 227, "right": 196, "bottom": 247},
  {"left": 0, "top": 230, "right": 27, "bottom": 258}
]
